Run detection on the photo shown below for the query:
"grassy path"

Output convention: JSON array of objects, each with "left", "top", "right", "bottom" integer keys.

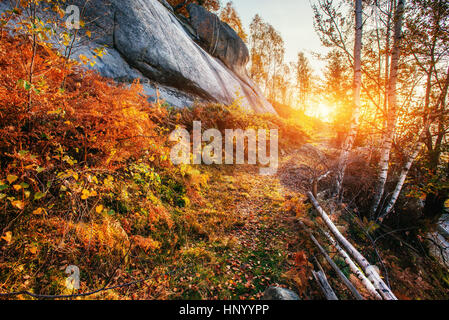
[{"left": 160, "top": 152, "right": 321, "bottom": 300}]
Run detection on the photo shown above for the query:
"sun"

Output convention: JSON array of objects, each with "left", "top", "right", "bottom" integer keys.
[{"left": 307, "top": 102, "right": 334, "bottom": 122}]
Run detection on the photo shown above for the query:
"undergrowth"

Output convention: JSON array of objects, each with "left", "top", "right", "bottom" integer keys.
[{"left": 0, "top": 32, "right": 308, "bottom": 299}]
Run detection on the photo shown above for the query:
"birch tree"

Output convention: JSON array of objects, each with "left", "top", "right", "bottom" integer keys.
[
  {"left": 335, "top": 0, "right": 363, "bottom": 198},
  {"left": 379, "top": 66, "right": 449, "bottom": 221},
  {"left": 370, "top": 0, "right": 406, "bottom": 218},
  {"left": 375, "top": 0, "right": 448, "bottom": 220}
]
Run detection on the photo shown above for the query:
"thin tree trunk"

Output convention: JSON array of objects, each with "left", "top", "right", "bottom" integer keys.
[
  {"left": 335, "top": 0, "right": 363, "bottom": 198},
  {"left": 370, "top": 0, "right": 406, "bottom": 218},
  {"left": 307, "top": 192, "right": 398, "bottom": 300},
  {"left": 382, "top": 0, "right": 393, "bottom": 135},
  {"left": 28, "top": 1, "right": 37, "bottom": 111},
  {"left": 378, "top": 142, "right": 424, "bottom": 221},
  {"left": 380, "top": 65, "right": 449, "bottom": 221}
]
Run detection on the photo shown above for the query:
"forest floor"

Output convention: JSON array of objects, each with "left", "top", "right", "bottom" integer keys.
[
  {"left": 161, "top": 146, "right": 321, "bottom": 300},
  {"left": 2, "top": 137, "right": 448, "bottom": 300},
  {"left": 155, "top": 141, "right": 449, "bottom": 300}
]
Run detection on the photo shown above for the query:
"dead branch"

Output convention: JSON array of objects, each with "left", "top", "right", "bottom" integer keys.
[
  {"left": 313, "top": 270, "right": 339, "bottom": 300},
  {"left": 299, "top": 220, "right": 364, "bottom": 300},
  {"left": 322, "top": 229, "right": 383, "bottom": 300},
  {"left": 307, "top": 192, "right": 398, "bottom": 300}
]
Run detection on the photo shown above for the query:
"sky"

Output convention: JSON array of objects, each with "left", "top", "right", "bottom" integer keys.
[{"left": 231, "top": 0, "right": 327, "bottom": 74}]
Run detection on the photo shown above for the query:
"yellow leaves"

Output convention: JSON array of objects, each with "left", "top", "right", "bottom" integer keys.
[
  {"left": 81, "top": 189, "right": 90, "bottom": 200},
  {"left": 1, "top": 231, "right": 12, "bottom": 244},
  {"left": 86, "top": 30, "right": 92, "bottom": 38},
  {"left": 7, "top": 175, "right": 18, "bottom": 184},
  {"left": 34, "top": 192, "right": 46, "bottom": 201},
  {"left": 13, "top": 184, "right": 22, "bottom": 191},
  {"left": 79, "top": 54, "right": 88, "bottom": 63},
  {"left": 93, "top": 47, "right": 106, "bottom": 58},
  {"left": 86, "top": 174, "right": 99, "bottom": 185},
  {"left": 104, "top": 175, "right": 114, "bottom": 185},
  {"left": 106, "top": 149, "right": 117, "bottom": 165},
  {"left": 95, "top": 205, "right": 104, "bottom": 214},
  {"left": 33, "top": 207, "right": 46, "bottom": 215},
  {"left": 104, "top": 175, "right": 114, "bottom": 187},
  {"left": 28, "top": 246, "right": 38, "bottom": 254},
  {"left": 11, "top": 200, "right": 25, "bottom": 210},
  {"left": 81, "top": 189, "right": 97, "bottom": 200},
  {"left": 47, "top": 108, "right": 63, "bottom": 115}
]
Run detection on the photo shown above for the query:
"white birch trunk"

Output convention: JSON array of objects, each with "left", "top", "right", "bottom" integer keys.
[
  {"left": 322, "top": 229, "right": 383, "bottom": 300},
  {"left": 335, "top": 0, "right": 363, "bottom": 197},
  {"left": 307, "top": 192, "right": 398, "bottom": 300},
  {"left": 378, "top": 65, "right": 449, "bottom": 221},
  {"left": 379, "top": 142, "right": 425, "bottom": 221},
  {"left": 370, "top": 0, "right": 406, "bottom": 218}
]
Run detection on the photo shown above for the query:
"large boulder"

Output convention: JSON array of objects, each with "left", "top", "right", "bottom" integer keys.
[
  {"left": 262, "top": 286, "right": 301, "bottom": 300},
  {"left": 1, "top": 0, "right": 275, "bottom": 113},
  {"left": 93, "top": 0, "right": 275, "bottom": 112},
  {"left": 187, "top": 4, "right": 249, "bottom": 81}
]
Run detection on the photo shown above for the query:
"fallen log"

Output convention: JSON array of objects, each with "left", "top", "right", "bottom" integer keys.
[
  {"left": 307, "top": 192, "right": 397, "bottom": 300},
  {"left": 313, "top": 270, "right": 338, "bottom": 300},
  {"left": 322, "top": 229, "right": 382, "bottom": 300},
  {"left": 299, "top": 221, "right": 364, "bottom": 300}
]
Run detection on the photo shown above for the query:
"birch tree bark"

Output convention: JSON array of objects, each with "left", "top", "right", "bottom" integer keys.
[
  {"left": 379, "top": 65, "right": 449, "bottom": 221},
  {"left": 335, "top": 0, "right": 363, "bottom": 198},
  {"left": 378, "top": 141, "right": 424, "bottom": 221},
  {"left": 370, "top": 0, "right": 406, "bottom": 218},
  {"left": 299, "top": 220, "right": 364, "bottom": 300},
  {"left": 313, "top": 270, "right": 339, "bottom": 300},
  {"left": 322, "top": 229, "right": 383, "bottom": 300}
]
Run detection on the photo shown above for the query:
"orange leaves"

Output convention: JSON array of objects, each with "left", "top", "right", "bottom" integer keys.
[
  {"left": 11, "top": 200, "right": 25, "bottom": 210},
  {"left": 294, "top": 250, "right": 308, "bottom": 267},
  {"left": 1, "top": 231, "right": 13, "bottom": 244},
  {"left": 7, "top": 175, "right": 18, "bottom": 184},
  {"left": 0, "top": 32, "right": 167, "bottom": 170},
  {"left": 32, "top": 207, "right": 46, "bottom": 215},
  {"left": 133, "top": 235, "right": 161, "bottom": 253}
]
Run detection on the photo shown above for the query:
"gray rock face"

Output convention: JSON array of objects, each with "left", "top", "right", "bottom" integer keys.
[
  {"left": 109, "top": 0, "right": 274, "bottom": 112},
  {"left": 2, "top": 0, "right": 274, "bottom": 112},
  {"left": 187, "top": 4, "right": 249, "bottom": 80},
  {"left": 157, "top": 0, "right": 174, "bottom": 12},
  {"left": 262, "top": 287, "right": 301, "bottom": 300}
]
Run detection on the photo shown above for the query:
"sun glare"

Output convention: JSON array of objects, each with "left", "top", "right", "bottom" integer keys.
[{"left": 307, "top": 102, "right": 334, "bottom": 122}]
